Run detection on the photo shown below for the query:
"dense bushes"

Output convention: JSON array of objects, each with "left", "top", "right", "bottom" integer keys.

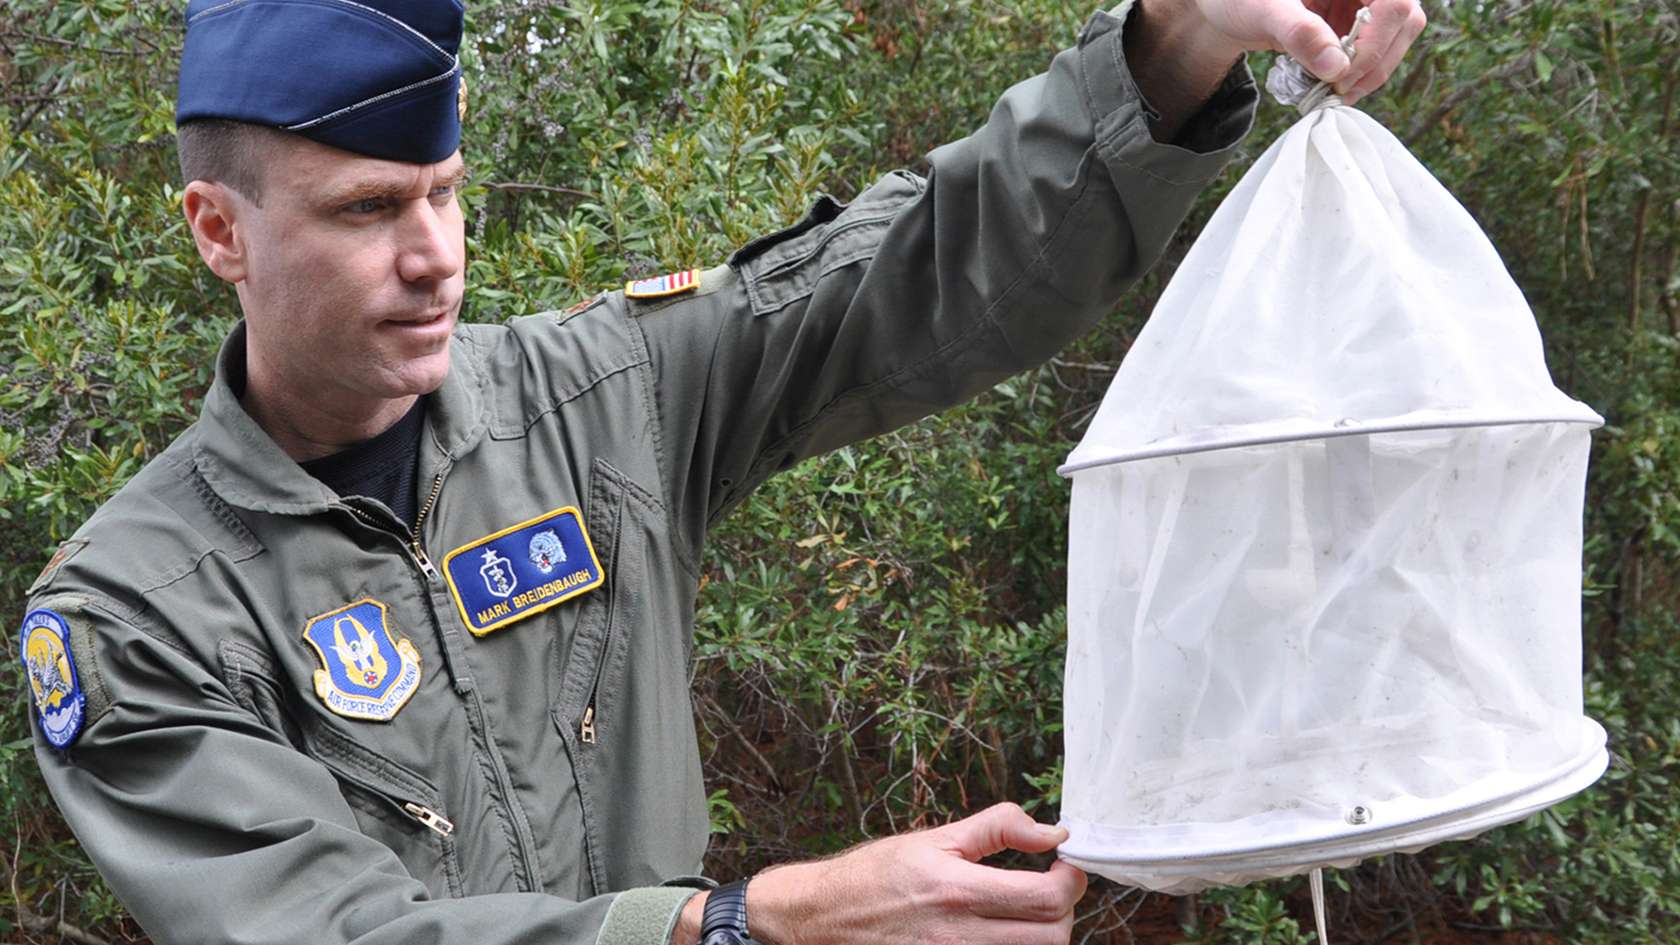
[{"left": 2, "top": 1, "right": 1676, "bottom": 942}]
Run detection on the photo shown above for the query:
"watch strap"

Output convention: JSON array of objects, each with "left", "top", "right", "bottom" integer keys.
[{"left": 700, "top": 878, "right": 754, "bottom": 944}]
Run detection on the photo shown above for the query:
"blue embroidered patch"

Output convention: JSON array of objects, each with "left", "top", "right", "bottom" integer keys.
[
  {"left": 21, "top": 609, "right": 85, "bottom": 749},
  {"left": 442, "top": 506, "right": 604, "bottom": 636},
  {"left": 303, "top": 599, "right": 422, "bottom": 722}
]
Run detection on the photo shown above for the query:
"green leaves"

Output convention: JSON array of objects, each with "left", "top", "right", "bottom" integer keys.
[
  {"left": 456, "top": 0, "right": 868, "bottom": 314},
  {"left": 2, "top": 0, "right": 1679, "bottom": 942}
]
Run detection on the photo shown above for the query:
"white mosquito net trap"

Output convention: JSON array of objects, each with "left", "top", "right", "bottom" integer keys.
[{"left": 1055, "top": 43, "right": 1608, "bottom": 905}]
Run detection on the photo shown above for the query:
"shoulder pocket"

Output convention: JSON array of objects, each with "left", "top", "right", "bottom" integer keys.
[{"left": 730, "top": 170, "right": 926, "bottom": 319}]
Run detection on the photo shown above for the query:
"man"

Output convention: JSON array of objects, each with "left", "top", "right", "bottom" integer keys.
[{"left": 20, "top": 0, "right": 1423, "bottom": 943}]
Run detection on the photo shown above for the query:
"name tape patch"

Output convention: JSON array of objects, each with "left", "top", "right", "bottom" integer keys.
[
  {"left": 443, "top": 507, "right": 604, "bottom": 636},
  {"left": 21, "top": 609, "right": 86, "bottom": 749},
  {"left": 303, "top": 599, "right": 422, "bottom": 722}
]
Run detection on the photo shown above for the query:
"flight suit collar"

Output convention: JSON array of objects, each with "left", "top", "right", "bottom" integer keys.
[
  {"left": 422, "top": 321, "right": 493, "bottom": 466},
  {"left": 193, "top": 321, "right": 489, "bottom": 515}
]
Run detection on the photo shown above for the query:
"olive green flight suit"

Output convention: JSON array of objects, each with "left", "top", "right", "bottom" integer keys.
[{"left": 25, "top": 8, "right": 1256, "bottom": 945}]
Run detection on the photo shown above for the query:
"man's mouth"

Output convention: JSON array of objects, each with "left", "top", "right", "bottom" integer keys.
[{"left": 385, "top": 307, "right": 453, "bottom": 327}]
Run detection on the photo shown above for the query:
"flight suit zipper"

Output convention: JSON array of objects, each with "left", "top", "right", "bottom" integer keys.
[
  {"left": 410, "top": 472, "right": 444, "bottom": 581},
  {"left": 577, "top": 490, "right": 626, "bottom": 746},
  {"left": 403, "top": 802, "right": 456, "bottom": 837},
  {"left": 342, "top": 471, "right": 444, "bottom": 583},
  {"left": 579, "top": 633, "right": 612, "bottom": 745},
  {"left": 311, "top": 743, "right": 459, "bottom": 851},
  {"left": 337, "top": 472, "right": 546, "bottom": 887},
  {"left": 341, "top": 772, "right": 463, "bottom": 897}
]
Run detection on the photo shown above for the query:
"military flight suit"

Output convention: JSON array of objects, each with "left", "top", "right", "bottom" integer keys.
[{"left": 25, "top": 9, "right": 1256, "bottom": 945}]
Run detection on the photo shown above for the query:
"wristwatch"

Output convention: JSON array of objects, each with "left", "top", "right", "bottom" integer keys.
[{"left": 700, "top": 878, "right": 761, "bottom": 945}]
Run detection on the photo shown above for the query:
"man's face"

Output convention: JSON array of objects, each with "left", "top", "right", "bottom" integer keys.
[{"left": 232, "top": 138, "right": 468, "bottom": 407}]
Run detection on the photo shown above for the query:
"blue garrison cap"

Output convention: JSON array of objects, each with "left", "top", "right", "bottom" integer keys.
[{"left": 176, "top": 0, "right": 465, "bottom": 164}]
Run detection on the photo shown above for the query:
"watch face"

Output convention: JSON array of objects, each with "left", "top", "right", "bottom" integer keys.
[{"left": 701, "top": 931, "right": 752, "bottom": 945}]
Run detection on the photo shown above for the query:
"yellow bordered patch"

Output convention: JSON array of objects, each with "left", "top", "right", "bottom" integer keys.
[
  {"left": 625, "top": 268, "right": 701, "bottom": 300},
  {"left": 303, "top": 599, "right": 423, "bottom": 722},
  {"left": 442, "top": 507, "right": 605, "bottom": 636},
  {"left": 22, "top": 609, "right": 85, "bottom": 749}
]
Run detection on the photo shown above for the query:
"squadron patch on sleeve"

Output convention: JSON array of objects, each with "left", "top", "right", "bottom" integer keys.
[
  {"left": 561, "top": 294, "right": 603, "bottom": 317},
  {"left": 442, "top": 507, "right": 604, "bottom": 637},
  {"left": 27, "top": 539, "right": 87, "bottom": 596},
  {"left": 625, "top": 269, "right": 701, "bottom": 300},
  {"left": 21, "top": 609, "right": 86, "bottom": 749},
  {"left": 303, "top": 599, "right": 423, "bottom": 722}
]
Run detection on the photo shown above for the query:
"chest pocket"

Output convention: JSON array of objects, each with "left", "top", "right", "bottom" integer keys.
[
  {"left": 551, "top": 459, "right": 709, "bottom": 894},
  {"left": 305, "top": 720, "right": 468, "bottom": 899}
]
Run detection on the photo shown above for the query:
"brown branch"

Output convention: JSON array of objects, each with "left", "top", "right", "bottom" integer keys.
[
  {"left": 16, "top": 910, "right": 111, "bottom": 945},
  {"left": 824, "top": 693, "right": 864, "bottom": 832},
  {"left": 700, "top": 692, "right": 785, "bottom": 794},
  {"left": 1404, "top": 49, "right": 1537, "bottom": 146},
  {"left": 1394, "top": 46, "right": 1434, "bottom": 103},
  {"left": 479, "top": 181, "right": 598, "bottom": 201},
  {"left": 1663, "top": 198, "right": 1678, "bottom": 336},
  {"left": 0, "top": 30, "right": 144, "bottom": 57},
  {"left": 1630, "top": 191, "right": 1652, "bottom": 332},
  {"left": 1630, "top": 59, "right": 1677, "bottom": 331},
  {"left": 2, "top": 833, "right": 110, "bottom": 945},
  {"left": 1048, "top": 357, "right": 1117, "bottom": 373},
  {"left": 10, "top": 76, "right": 65, "bottom": 135}
]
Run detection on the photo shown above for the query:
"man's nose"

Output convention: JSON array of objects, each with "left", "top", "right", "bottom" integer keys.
[{"left": 395, "top": 200, "right": 462, "bottom": 285}]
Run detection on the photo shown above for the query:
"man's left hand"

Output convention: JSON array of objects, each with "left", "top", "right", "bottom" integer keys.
[{"left": 1191, "top": 0, "right": 1429, "bottom": 104}]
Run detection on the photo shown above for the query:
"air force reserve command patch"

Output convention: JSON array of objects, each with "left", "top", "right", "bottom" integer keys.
[
  {"left": 304, "top": 599, "right": 422, "bottom": 722},
  {"left": 443, "top": 507, "right": 604, "bottom": 636},
  {"left": 21, "top": 609, "right": 86, "bottom": 749}
]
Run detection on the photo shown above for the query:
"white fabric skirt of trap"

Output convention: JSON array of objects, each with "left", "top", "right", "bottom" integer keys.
[
  {"left": 1058, "top": 425, "right": 1606, "bottom": 892},
  {"left": 1055, "top": 90, "right": 1606, "bottom": 893}
]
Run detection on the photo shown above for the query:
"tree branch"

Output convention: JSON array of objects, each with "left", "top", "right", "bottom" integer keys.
[
  {"left": 480, "top": 181, "right": 598, "bottom": 201},
  {"left": 0, "top": 30, "right": 143, "bottom": 57},
  {"left": 1633, "top": 56, "right": 1677, "bottom": 332},
  {"left": 1404, "top": 49, "right": 1536, "bottom": 146}
]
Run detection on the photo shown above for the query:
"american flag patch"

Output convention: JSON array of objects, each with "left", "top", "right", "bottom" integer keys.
[{"left": 625, "top": 268, "right": 701, "bottom": 300}]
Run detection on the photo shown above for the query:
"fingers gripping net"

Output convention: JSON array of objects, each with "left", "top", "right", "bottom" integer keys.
[{"left": 1266, "top": 8, "right": 1371, "bottom": 115}]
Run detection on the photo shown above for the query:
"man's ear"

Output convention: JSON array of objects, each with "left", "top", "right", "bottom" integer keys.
[{"left": 182, "top": 181, "right": 251, "bottom": 284}]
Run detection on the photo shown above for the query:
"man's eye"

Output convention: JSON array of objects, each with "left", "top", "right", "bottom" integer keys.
[{"left": 346, "top": 198, "right": 384, "bottom": 214}]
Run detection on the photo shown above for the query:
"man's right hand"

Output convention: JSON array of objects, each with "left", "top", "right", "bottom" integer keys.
[{"left": 676, "top": 802, "right": 1088, "bottom": 945}]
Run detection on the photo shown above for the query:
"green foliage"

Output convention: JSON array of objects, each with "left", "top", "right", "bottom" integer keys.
[
  {"left": 694, "top": 382, "right": 1073, "bottom": 854},
  {"left": 1189, "top": 887, "right": 1317, "bottom": 945},
  {"left": 3, "top": 0, "right": 1679, "bottom": 943}
]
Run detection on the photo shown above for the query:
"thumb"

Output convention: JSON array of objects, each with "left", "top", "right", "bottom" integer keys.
[
  {"left": 1271, "top": 6, "right": 1350, "bottom": 81},
  {"left": 937, "top": 803, "right": 1069, "bottom": 861}
]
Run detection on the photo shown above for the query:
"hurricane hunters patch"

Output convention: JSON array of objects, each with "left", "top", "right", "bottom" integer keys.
[
  {"left": 442, "top": 507, "right": 604, "bottom": 637},
  {"left": 625, "top": 269, "right": 701, "bottom": 300},
  {"left": 303, "top": 599, "right": 422, "bottom": 722},
  {"left": 21, "top": 609, "right": 86, "bottom": 749}
]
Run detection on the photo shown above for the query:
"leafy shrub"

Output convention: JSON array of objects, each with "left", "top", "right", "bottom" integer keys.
[{"left": 2, "top": 0, "right": 1677, "bottom": 943}]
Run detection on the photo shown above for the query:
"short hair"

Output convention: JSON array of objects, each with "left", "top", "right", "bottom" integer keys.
[{"left": 175, "top": 119, "right": 295, "bottom": 205}]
